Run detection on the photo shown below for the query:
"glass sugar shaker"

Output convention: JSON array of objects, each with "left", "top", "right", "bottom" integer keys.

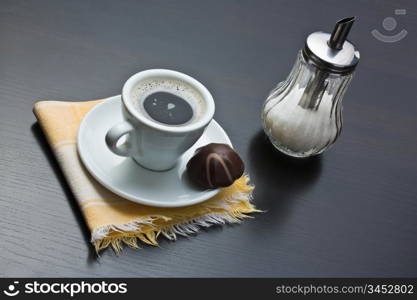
[{"left": 262, "top": 17, "right": 360, "bottom": 158}]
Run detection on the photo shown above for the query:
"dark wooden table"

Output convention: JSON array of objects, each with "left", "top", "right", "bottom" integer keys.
[{"left": 1, "top": 0, "right": 416, "bottom": 277}]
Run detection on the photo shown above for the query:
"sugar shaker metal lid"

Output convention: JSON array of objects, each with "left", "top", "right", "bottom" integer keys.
[{"left": 302, "top": 17, "right": 360, "bottom": 74}]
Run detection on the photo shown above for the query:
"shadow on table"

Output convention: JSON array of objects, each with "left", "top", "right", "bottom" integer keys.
[
  {"left": 248, "top": 130, "right": 322, "bottom": 226},
  {"left": 31, "top": 123, "right": 98, "bottom": 262}
]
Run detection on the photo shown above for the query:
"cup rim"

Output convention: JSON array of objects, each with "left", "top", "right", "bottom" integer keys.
[{"left": 122, "top": 69, "right": 215, "bottom": 133}]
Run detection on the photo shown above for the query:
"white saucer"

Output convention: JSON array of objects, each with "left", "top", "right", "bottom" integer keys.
[{"left": 77, "top": 95, "right": 232, "bottom": 207}]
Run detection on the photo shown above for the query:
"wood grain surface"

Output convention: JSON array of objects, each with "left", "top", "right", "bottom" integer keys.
[{"left": 0, "top": 0, "right": 416, "bottom": 277}]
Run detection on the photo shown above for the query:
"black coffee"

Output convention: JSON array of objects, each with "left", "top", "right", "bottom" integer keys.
[{"left": 143, "top": 92, "right": 194, "bottom": 125}]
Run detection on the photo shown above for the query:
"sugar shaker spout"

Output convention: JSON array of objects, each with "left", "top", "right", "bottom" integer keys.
[{"left": 328, "top": 16, "right": 355, "bottom": 50}]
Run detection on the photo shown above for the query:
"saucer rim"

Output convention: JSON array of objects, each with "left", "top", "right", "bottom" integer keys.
[{"left": 77, "top": 95, "right": 232, "bottom": 208}]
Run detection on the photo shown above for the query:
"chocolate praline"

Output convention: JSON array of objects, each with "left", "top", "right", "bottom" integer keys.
[{"left": 186, "top": 143, "right": 244, "bottom": 189}]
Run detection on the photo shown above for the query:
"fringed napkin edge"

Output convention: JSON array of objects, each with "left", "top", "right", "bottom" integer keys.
[{"left": 93, "top": 175, "right": 259, "bottom": 253}]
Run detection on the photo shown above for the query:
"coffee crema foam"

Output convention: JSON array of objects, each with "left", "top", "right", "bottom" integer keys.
[{"left": 130, "top": 78, "right": 206, "bottom": 126}]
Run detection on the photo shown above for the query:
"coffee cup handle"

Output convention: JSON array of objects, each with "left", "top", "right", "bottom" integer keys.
[{"left": 105, "top": 121, "right": 135, "bottom": 156}]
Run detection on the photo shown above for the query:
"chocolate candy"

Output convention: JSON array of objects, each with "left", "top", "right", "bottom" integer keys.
[{"left": 186, "top": 143, "right": 244, "bottom": 189}]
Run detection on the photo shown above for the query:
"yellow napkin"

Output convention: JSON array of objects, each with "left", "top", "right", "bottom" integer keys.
[{"left": 33, "top": 97, "right": 258, "bottom": 252}]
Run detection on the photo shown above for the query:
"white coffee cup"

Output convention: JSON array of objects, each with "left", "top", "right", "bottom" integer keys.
[{"left": 105, "top": 69, "right": 215, "bottom": 171}]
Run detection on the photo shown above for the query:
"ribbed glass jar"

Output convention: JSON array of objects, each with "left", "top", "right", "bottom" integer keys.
[{"left": 262, "top": 50, "right": 354, "bottom": 157}]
